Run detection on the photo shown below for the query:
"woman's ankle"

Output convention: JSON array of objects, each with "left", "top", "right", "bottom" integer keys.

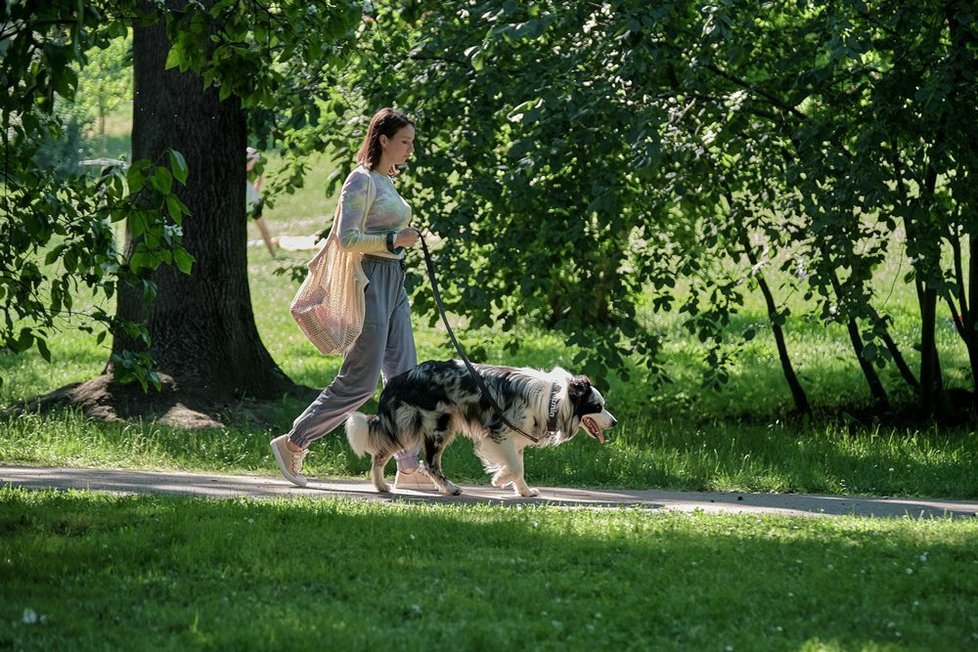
[{"left": 396, "top": 460, "right": 420, "bottom": 474}]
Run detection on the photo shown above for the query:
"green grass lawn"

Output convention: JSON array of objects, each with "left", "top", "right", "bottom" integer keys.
[{"left": 2, "top": 488, "right": 977, "bottom": 651}]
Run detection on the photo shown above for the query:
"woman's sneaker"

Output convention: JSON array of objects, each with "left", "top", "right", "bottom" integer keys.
[
  {"left": 393, "top": 467, "right": 437, "bottom": 492},
  {"left": 270, "top": 434, "right": 308, "bottom": 487}
]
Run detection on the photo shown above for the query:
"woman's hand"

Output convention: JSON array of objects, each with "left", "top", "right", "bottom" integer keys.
[{"left": 395, "top": 228, "right": 421, "bottom": 248}]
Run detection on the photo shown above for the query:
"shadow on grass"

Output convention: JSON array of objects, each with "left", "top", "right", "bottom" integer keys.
[{"left": 1, "top": 489, "right": 976, "bottom": 650}]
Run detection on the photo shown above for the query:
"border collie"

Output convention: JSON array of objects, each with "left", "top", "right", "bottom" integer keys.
[{"left": 345, "top": 360, "right": 617, "bottom": 497}]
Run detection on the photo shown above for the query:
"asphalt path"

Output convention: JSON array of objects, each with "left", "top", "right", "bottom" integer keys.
[{"left": 3, "top": 465, "right": 977, "bottom": 519}]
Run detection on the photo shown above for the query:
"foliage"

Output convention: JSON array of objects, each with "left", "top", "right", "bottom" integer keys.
[
  {"left": 1, "top": 0, "right": 362, "bottom": 391},
  {"left": 1, "top": 0, "right": 196, "bottom": 390},
  {"left": 74, "top": 30, "right": 132, "bottom": 157},
  {"left": 315, "top": 0, "right": 977, "bottom": 418},
  {"left": 159, "top": 0, "right": 364, "bottom": 212},
  {"left": 4, "top": 0, "right": 977, "bottom": 419}
]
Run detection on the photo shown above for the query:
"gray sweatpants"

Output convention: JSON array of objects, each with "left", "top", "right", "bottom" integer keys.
[{"left": 288, "top": 255, "right": 419, "bottom": 470}]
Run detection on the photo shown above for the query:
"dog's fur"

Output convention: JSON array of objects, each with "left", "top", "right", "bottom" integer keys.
[{"left": 345, "top": 360, "right": 616, "bottom": 497}]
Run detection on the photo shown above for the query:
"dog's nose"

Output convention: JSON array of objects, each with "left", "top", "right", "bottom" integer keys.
[{"left": 610, "top": 416, "right": 618, "bottom": 428}]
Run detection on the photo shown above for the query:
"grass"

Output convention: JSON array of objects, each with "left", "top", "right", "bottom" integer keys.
[{"left": 2, "top": 488, "right": 977, "bottom": 651}]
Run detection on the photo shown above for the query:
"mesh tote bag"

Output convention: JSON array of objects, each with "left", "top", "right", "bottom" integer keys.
[{"left": 290, "top": 173, "right": 376, "bottom": 355}]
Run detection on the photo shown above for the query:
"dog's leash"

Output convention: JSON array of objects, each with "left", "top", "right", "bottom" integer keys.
[{"left": 417, "top": 233, "right": 547, "bottom": 444}]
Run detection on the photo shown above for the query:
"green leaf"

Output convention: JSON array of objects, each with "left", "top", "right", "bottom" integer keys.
[
  {"left": 165, "top": 45, "right": 184, "bottom": 71},
  {"left": 174, "top": 248, "right": 195, "bottom": 275},
  {"left": 166, "top": 194, "right": 184, "bottom": 221},
  {"left": 11, "top": 328, "right": 34, "bottom": 353},
  {"left": 45, "top": 244, "right": 67, "bottom": 266},
  {"left": 129, "top": 248, "right": 151, "bottom": 273},
  {"left": 151, "top": 167, "right": 173, "bottom": 195},
  {"left": 36, "top": 337, "right": 51, "bottom": 362},
  {"left": 129, "top": 211, "right": 148, "bottom": 238},
  {"left": 168, "top": 149, "right": 188, "bottom": 185}
]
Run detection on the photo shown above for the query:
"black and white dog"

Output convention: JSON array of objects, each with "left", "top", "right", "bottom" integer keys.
[{"left": 345, "top": 360, "right": 617, "bottom": 497}]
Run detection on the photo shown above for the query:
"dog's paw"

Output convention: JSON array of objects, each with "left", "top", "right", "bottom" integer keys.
[
  {"left": 515, "top": 486, "right": 540, "bottom": 498},
  {"left": 374, "top": 481, "right": 391, "bottom": 493},
  {"left": 441, "top": 481, "right": 462, "bottom": 496},
  {"left": 491, "top": 473, "right": 513, "bottom": 488}
]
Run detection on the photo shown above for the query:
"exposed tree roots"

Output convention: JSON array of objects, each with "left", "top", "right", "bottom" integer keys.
[{"left": 6, "top": 373, "right": 317, "bottom": 429}]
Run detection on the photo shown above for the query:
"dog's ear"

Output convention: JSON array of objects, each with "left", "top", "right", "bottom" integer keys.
[{"left": 568, "top": 376, "right": 592, "bottom": 403}]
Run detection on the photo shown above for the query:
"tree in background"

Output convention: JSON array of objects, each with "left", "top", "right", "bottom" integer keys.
[
  {"left": 4, "top": 0, "right": 976, "bottom": 423},
  {"left": 2, "top": 1, "right": 189, "bottom": 395},
  {"left": 322, "top": 0, "right": 976, "bottom": 419},
  {"left": 3, "top": 0, "right": 361, "bottom": 424},
  {"left": 76, "top": 31, "right": 132, "bottom": 158}
]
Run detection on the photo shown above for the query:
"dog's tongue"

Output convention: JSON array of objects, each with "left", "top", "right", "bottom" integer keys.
[{"left": 585, "top": 418, "right": 606, "bottom": 444}]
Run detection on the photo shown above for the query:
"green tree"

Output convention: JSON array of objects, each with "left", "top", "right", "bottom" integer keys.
[
  {"left": 325, "top": 0, "right": 976, "bottom": 418},
  {"left": 3, "top": 0, "right": 361, "bottom": 421},
  {"left": 76, "top": 31, "right": 132, "bottom": 157},
  {"left": 2, "top": 0, "right": 189, "bottom": 392}
]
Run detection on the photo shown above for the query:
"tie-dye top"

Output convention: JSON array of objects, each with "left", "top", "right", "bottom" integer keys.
[{"left": 337, "top": 165, "right": 411, "bottom": 259}]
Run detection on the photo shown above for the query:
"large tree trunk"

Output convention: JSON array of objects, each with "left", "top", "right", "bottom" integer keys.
[{"left": 90, "top": 3, "right": 297, "bottom": 424}]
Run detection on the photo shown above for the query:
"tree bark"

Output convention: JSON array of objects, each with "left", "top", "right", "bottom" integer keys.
[
  {"left": 108, "top": 3, "right": 294, "bottom": 404},
  {"left": 969, "top": 233, "right": 978, "bottom": 410},
  {"left": 736, "top": 231, "right": 811, "bottom": 416},
  {"left": 877, "top": 322, "right": 919, "bottom": 391},
  {"left": 829, "top": 271, "right": 889, "bottom": 407}
]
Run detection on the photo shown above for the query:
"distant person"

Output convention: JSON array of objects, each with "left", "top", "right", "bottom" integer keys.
[
  {"left": 270, "top": 107, "right": 433, "bottom": 491},
  {"left": 246, "top": 147, "right": 276, "bottom": 257}
]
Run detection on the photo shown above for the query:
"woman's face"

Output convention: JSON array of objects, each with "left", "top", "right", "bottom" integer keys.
[{"left": 382, "top": 125, "right": 415, "bottom": 166}]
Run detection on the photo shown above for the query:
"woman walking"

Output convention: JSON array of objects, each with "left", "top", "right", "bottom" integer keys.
[{"left": 271, "top": 107, "right": 432, "bottom": 491}]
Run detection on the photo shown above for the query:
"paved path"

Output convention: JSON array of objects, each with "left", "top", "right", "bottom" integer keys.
[{"left": 2, "top": 465, "right": 976, "bottom": 519}]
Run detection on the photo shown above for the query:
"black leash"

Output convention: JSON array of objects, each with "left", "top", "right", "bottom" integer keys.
[{"left": 417, "top": 234, "right": 545, "bottom": 443}]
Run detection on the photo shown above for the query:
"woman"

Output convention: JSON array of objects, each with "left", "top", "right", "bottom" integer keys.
[
  {"left": 270, "top": 108, "right": 433, "bottom": 491},
  {"left": 246, "top": 147, "right": 276, "bottom": 257}
]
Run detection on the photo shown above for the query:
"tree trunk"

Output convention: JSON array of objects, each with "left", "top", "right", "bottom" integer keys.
[
  {"left": 826, "top": 270, "right": 889, "bottom": 406},
  {"left": 108, "top": 5, "right": 293, "bottom": 406},
  {"left": 916, "top": 278, "right": 943, "bottom": 415},
  {"left": 753, "top": 271, "right": 812, "bottom": 416},
  {"left": 878, "top": 324, "right": 919, "bottom": 391},
  {"left": 736, "top": 231, "right": 811, "bottom": 415},
  {"left": 969, "top": 233, "right": 978, "bottom": 409}
]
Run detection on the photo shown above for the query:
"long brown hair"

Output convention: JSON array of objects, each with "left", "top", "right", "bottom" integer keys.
[{"left": 356, "top": 107, "right": 415, "bottom": 175}]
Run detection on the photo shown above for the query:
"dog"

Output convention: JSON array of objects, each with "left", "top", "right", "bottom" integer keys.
[{"left": 345, "top": 360, "right": 617, "bottom": 497}]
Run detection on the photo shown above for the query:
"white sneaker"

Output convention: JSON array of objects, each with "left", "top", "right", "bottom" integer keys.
[
  {"left": 270, "top": 434, "right": 308, "bottom": 487},
  {"left": 393, "top": 468, "right": 437, "bottom": 492}
]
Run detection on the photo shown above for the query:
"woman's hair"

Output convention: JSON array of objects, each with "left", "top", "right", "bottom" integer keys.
[{"left": 356, "top": 107, "right": 415, "bottom": 175}]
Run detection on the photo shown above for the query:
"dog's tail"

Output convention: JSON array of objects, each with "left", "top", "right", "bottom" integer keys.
[
  {"left": 346, "top": 412, "right": 402, "bottom": 493},
  {"left": 345, "top": 412, "right": 381, "bottom": 457}
]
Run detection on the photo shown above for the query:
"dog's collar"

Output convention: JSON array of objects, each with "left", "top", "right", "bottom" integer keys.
[{"left": 546, "top": 381, "right": 560, "bottom": 433}]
